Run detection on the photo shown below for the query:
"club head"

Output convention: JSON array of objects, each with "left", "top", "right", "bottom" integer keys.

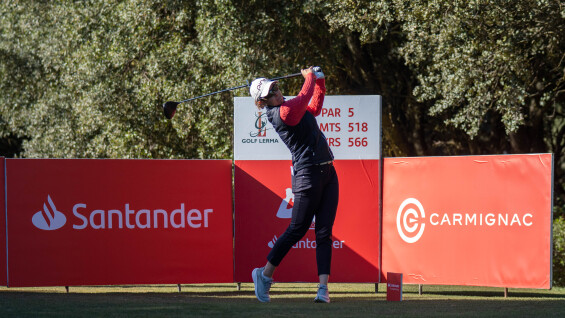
[{"left": 163, "top": 101, "right": 179, "bottom": 119}]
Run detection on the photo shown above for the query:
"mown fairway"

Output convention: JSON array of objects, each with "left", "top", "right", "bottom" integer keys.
[{"left": 1, "top": 283, "right": 565, "bottom": 317}]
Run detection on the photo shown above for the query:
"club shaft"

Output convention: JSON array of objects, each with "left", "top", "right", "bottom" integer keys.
[
  {"left": 177, "top": 84, "right": 249, "bottom": 103},
  {"left": 270, "top": 72, "right": 302, "bottom": 81},
  {"left": 177, "top": 72, "right": 302, "bottom": 104}
]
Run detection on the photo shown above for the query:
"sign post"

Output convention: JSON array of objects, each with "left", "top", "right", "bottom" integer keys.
[
  {"left": 0, "top": 157, "right": 5, "bottom": 286},
  {"left": 233, "top": 96, "right": 382, "bottom": 282}
]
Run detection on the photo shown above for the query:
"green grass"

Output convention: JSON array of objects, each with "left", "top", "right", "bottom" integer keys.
[{"left": 1, "top": 283, "right": 565, "bottom": 317}]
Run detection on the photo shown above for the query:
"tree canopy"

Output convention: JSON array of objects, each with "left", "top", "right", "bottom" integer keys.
[{"left": 1, "top": 0, "right": 564, "bottom": 208}]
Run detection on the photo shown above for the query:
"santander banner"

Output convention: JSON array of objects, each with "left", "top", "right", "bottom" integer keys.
[
  {"left": 5, "top": 159, "right": 233, "bottom": 287},
  {"left": 233, "top": 96, "right": 382, "bottom": 282},
  {"left": 382, "top": 154, "right": 553, "bottom": 289}
]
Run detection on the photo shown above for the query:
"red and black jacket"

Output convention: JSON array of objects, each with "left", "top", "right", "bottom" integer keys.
[{"left": 266, "top": 73, "right": 333, "bottom": 172}]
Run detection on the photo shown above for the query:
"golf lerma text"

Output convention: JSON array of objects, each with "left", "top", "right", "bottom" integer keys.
[
  {"left": 241, "top": 138, "right": 279, "bottom": 143},
  {"left": 72, "top": 203, "right": 213, "bottom": 230}
]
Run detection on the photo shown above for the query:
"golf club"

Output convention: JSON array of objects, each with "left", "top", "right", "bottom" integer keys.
[{"left": 163, "top": 72, "right": 302, "bottom": 119}]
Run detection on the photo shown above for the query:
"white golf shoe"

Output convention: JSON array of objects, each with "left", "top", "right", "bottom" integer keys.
[
  {"left": 252, "top": 267, "right": 273, "bottom": 302},
  {"left": 314, "top": 284, "right": 330, "bottom": 303}
]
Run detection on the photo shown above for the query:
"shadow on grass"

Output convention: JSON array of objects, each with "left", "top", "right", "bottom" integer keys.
[
  {"left": 410, "top": 289, "right": 565, "bottom": 299},
  {"left": 2, "top": 293, "right": 565, "bottom": 316},
  {"left": 0, "top": 290, "right": 377, "bottom": 300},
  {"left": 398, "top": 284, "right": 565, "bottom": 299},
  {"left": 2, "top": 291, "right": 565, "bottom": 318}
]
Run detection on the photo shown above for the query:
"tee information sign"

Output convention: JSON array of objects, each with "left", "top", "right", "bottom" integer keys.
[{"left": 234, "top": 96, "right": 381, "bottom": 160}]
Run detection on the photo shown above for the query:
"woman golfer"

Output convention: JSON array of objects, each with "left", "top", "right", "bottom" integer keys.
[{"left": 249, "top": 67, "right": 339, "bottom": 303}]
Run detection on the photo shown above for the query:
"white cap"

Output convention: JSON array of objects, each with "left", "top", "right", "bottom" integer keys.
[{"left": 249, "top": 78, "right": 277, "bottom": 102}]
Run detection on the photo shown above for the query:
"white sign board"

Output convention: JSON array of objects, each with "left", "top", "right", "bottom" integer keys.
[{"left": 234, "top": 95, "right": 381, "bottom": 160}]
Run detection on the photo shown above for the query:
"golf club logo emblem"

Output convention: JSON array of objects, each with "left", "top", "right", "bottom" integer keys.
[
  {"left": 397, "top": 198, "right": 426, "bottom": 243},
  {"left": 250, "top": 111, "right": 267, "bottom": 137},
  {"left": 256, "top": 81, "right": 264, "bottom": 92},
  {"left": 32, "top": 195, "right": 66, "bottom": 230}
]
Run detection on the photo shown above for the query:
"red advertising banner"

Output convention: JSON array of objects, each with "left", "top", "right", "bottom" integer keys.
[
  {"left": 0, "top": 157, "right": 6, "bottom": 286},
  {"left": 233, "top": 95, "right": 382, "bottom": 283},
  {"left": 6, "top": 159, "right": 233, "bottom": 287},
  {"left": 382, "top": 154, "right": 553, "bottom": 289},
  {"left": 234, "top": 160, "right": 380, "bottom": 282}
]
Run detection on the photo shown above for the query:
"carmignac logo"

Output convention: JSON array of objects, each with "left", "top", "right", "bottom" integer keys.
[
  {"left": 32, "top": 195, "right": 66, "bottom": 230},
  {"left": 396, "top": 198, "right": 426, "bottom": 243}
]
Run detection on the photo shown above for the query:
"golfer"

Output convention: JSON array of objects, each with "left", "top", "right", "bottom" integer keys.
[{"left": 249, "top": 67, "right": 339, "bottom": 303}]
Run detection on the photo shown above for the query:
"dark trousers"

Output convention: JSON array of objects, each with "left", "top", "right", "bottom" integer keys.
[{"left": 267, "top": 163, "right": 339, "bottom": 276}]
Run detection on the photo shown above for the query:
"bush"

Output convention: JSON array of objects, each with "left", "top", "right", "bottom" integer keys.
[{"left": 554, "top": 216, "right": 565, "bottom": 287}]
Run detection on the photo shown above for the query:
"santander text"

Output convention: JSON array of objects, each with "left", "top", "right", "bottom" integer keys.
[{"left": 72, "top": 203, "right": 213, "bottom": 230}]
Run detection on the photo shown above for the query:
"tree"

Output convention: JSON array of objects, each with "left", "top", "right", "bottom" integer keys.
[
  {"left": 1, "top": 0, "right": 563, "bottom": 207},
  {"left": 318, "top": 0, "right": 565, "bottom": 209}
]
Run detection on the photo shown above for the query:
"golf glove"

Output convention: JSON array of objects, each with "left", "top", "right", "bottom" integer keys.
[{"left": 313, "top": 66, "right": 324, "bottom": 79}]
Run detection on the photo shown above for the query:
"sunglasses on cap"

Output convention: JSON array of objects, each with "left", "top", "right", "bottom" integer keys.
[{"left": 262, "top": 84, "right": 279, "bottom": 100}]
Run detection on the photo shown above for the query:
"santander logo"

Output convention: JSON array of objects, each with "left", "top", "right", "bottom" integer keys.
[
  {"left": 30, "top": 196, "right": 214, "bottom": 231},
  {"left": 266, "top": 187, "right": 342, "bottom": 250},
  {"left": 32, "top": 195, "right": 67, "bottom": 231}
]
